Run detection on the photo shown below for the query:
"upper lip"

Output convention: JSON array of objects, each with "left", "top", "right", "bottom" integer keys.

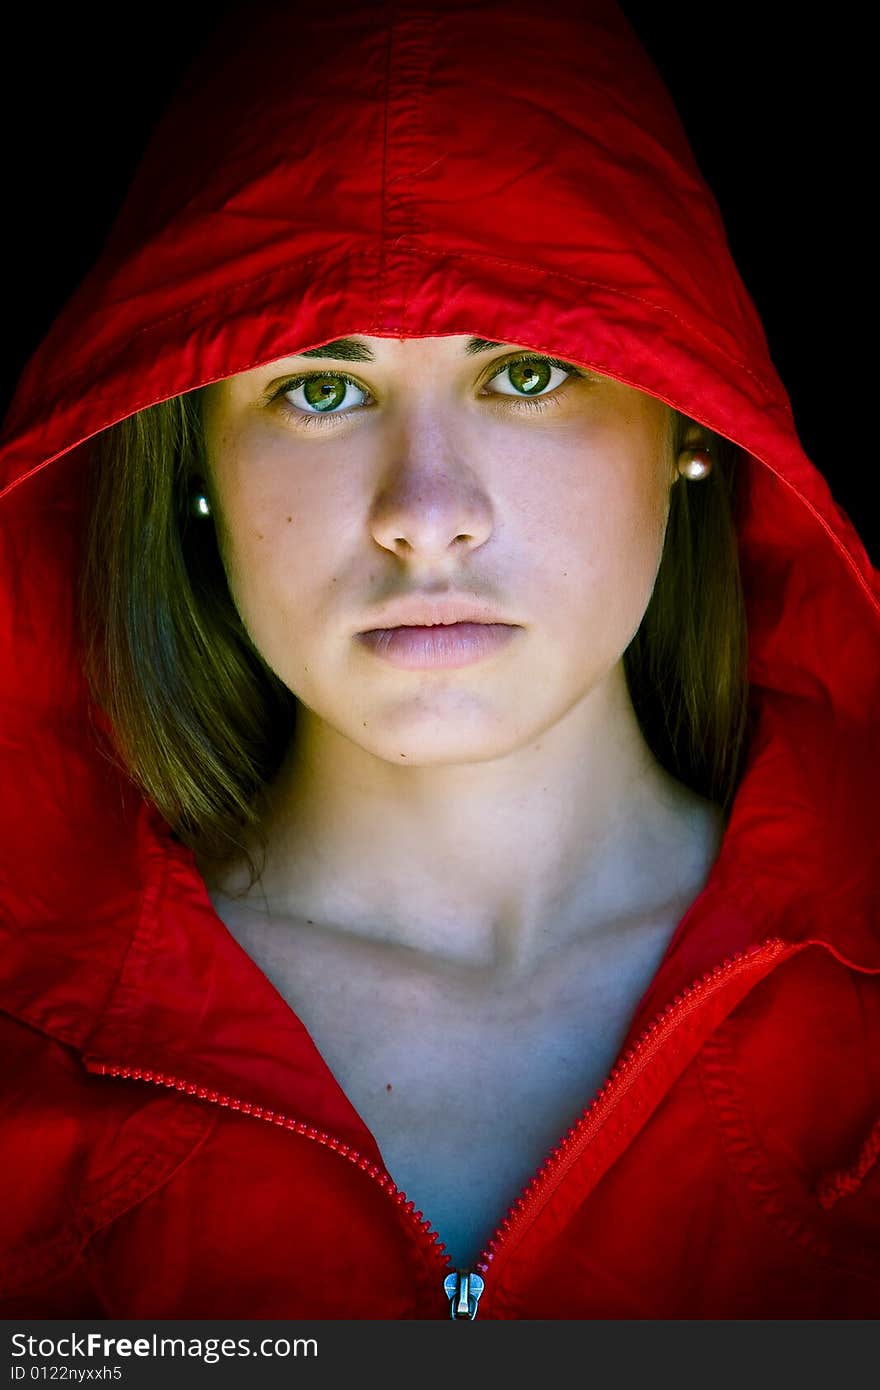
[{"left": 358, "top": 594, "right": 518, "bottom": 631}]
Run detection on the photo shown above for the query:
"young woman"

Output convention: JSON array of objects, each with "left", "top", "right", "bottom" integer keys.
[{"left": 0, "top": 0, "right": 877, "bottom": 1318}]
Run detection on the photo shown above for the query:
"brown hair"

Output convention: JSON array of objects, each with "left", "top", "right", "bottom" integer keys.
[
  {"left": 625, "top": 408, "right": 750, "bottom": 826},
  {"left": 77, "top": 386, "right": 750, "bottom": 895}
]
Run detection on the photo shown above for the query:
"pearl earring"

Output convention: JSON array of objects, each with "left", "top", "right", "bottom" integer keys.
[
  {"left": 677, "top": 447, "right": 713, "bottom": 481},
  {"left": 188, "top": 481, "right": 212, "bottom": 517}
]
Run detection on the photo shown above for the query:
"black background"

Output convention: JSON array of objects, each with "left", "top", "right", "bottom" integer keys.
[{"left": 2, "top": 3, "right": 874, "bottom": 561}]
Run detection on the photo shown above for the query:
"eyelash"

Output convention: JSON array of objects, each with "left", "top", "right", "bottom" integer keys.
[{"left": 268, "top": 353, "right": 588, "bottom": 431}]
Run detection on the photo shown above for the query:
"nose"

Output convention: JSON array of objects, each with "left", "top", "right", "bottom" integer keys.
[{"left": 368, "top": 413, "right": 494, "bottom": 559}]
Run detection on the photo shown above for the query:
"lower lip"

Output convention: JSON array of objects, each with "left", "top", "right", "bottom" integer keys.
[{"left": 356, "top": 622, "right": 520, "bottom": 669}]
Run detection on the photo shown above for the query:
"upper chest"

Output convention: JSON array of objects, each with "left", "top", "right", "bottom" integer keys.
[{"left": 213, "top": 902, "right": 681, "bottom": 1271}]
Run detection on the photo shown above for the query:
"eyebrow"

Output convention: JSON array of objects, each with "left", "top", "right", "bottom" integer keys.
[{"left": 296, "top": 337, "right": 505, "bottom": 361}]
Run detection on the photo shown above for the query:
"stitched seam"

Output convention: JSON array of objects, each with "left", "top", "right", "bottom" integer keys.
[
  {"left": 19, "top": 245, "right": 779, "bottom": 404},
  {"left": 0, "top": 1231, "right": 82, "bottom": 1297},
  {"left": 817, "top": 1112, "right": 880, "bottom": 1208},
  {"left": 38, "top": 253, "right": 344, "bottom": 394},
  {"left": 78, "top": 1104, "right": 217, "bottom": 1233},
  {"left": 698, "top": 1030, "right": 880, "bottom": 1282},
  {"left": 77, "top": 809, "right": 173, "bottom": 1062},
  {"left": 0, "top": 1102, "right": 217, "bottom": 1299},
  {"left": 0, "top": 1005, "right": 92, "bottom": 1055},
  {"left": 5, "top": 262, "right": 780, "bottom": 476},
  {"left": 2, "top": 1241, "right": 110, "bottom": 1314},
  {"left": 372, "top": 4, "right": 394, "bottom": 329},
  {"left": 384, "top": 243, "right": 777, "bottom": 398},
  {"left": 1, "top": 1226, "right": 117, "bottom": 1314}
]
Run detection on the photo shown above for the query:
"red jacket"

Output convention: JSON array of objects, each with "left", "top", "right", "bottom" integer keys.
[{"left": 1, "top": 0, "right": 878, "bottom": 1319}]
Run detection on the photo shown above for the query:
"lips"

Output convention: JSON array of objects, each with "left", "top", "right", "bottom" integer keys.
[
  {"left": 358, "top": 594, "right": 516, "bottom": 631},
  {"left": 356, "top": 621, "right": 520, "bottom": 670}
]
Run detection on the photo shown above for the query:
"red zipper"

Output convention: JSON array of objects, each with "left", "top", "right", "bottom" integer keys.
[
  {"left": 84, "top": 935, "right": 788, "bottom": 1318},
  {"left": 470, "top": 938, "right": 788, "bottom": 1285}
]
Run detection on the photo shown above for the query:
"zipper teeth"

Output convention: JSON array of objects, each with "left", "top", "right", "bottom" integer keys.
[
  {"left": 88, "top": 1061, "right": 452, "bottom": 1274},
  {"left": 88, "top": 935, "right": 788, "bottom": 1293},
  {"left": 471, "top": 936, "right": 788, "bottom": 1275}
]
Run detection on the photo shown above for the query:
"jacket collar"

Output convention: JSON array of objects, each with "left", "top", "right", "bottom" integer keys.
[{"left": 1, "top": 739, "right": 875, "bottom": 1151}]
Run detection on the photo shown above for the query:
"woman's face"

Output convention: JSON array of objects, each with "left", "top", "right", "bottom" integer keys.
[{"left": 201, "top": 334, "right": 678, "bottom": 764}]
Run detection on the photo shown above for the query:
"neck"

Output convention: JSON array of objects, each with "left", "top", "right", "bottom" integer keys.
[{"left": 208, "top": 662, "right": 724, "bottom": 976}]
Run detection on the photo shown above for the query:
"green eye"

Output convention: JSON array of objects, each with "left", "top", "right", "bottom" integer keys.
[
  {"left": 269, "top": 352, "right": 588, "bottom": 431},
  {"left": 275, "top": 372, "right": 369, "bottom": 420},
  {"left": 485, "top": 353, "right": 585, "bottom": 402}
]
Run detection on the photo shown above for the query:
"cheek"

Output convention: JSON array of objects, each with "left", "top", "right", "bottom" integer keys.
[
  {"left": 210, "top": 433, "right": 355, "bottom": 651},
  {"left": 531, "top": 447, "right": 671, "bottom": 646}
]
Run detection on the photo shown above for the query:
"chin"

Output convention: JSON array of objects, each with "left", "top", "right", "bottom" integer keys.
[{"left": 355, "top": 719, "right": 529, "bottom": 768}]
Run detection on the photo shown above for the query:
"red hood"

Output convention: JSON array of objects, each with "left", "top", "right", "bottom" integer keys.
[{"left": 0, "top": 0, "right": 877, "bottom": 1112}]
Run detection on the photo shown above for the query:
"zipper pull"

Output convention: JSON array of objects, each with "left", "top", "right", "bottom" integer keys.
[{"left": 444, "top": 1269, "right": 485, "bottom": 1320}]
